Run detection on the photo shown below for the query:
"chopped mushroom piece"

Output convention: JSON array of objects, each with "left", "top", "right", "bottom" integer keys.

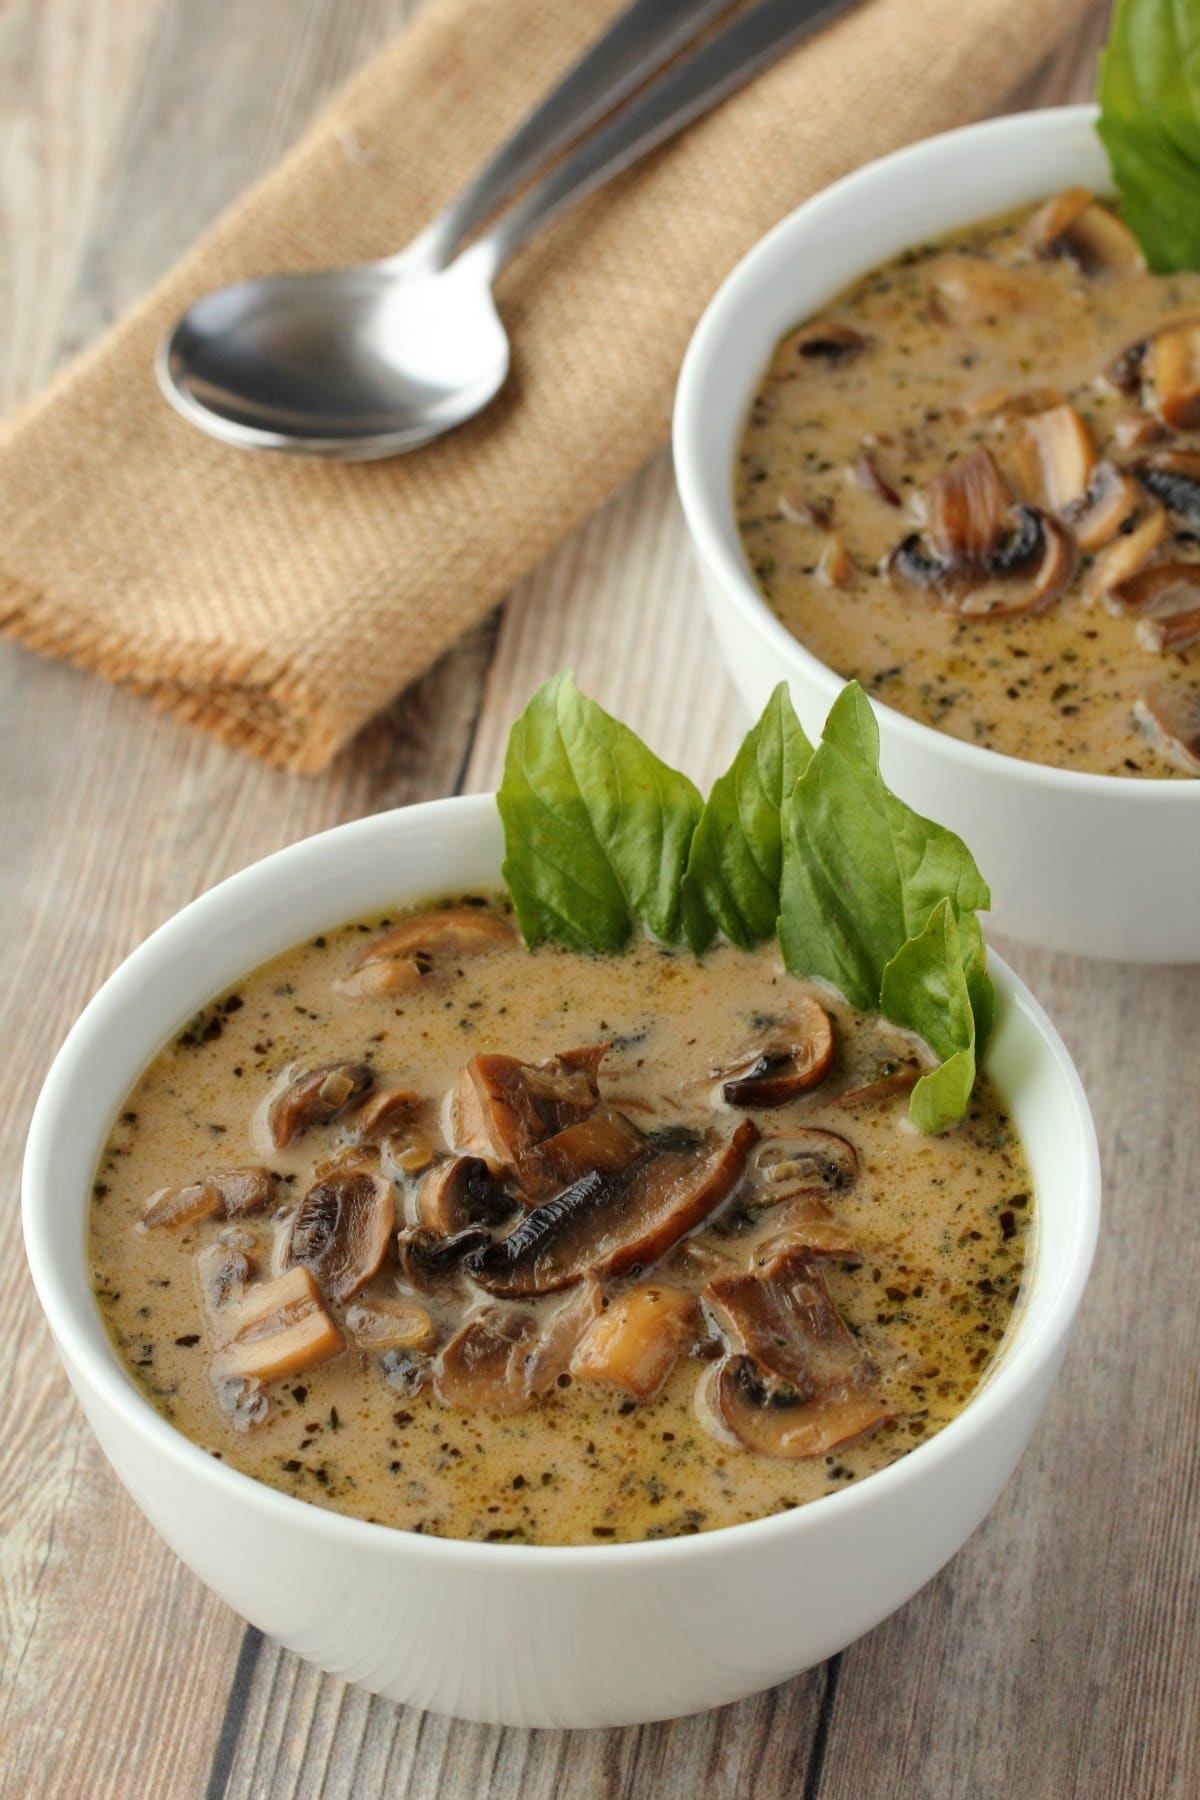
[
  {"left": 852, "top": 442, "right": 902, "bottom": 507},
  {"left": 434, "top": 1306, "right": 540, "bottom": 1414},
  {"left": 285, "top": 1166, "right": 394, "bottom": 1301},
  {"left": 816, "top": 536, "right": 855, "bottom": 588},
  {"left": 1105, "top": 561, "right": 1200, "bottom": 618},
  {"left": 397, "top": 1223, "right": 492, "bottom": 1289},
  {"left": 1133, "top": 448, "right": 1200, "bottom": 528},
  {"left": 465, "top": 1122, "right": 759, "bottom": 1297},
  {"left": 834, "top": 1057, "right": 922, "bottom": 1108},
  {"left": 453, "top": 1044, "right": 607, "bottom": 1189},
  {"left": 778, "top": 490, "right": 833, "bottom": 529},
  {"left": 1062, "top": 460, "right": 1143, "bottom": 552},
  {"left": 346, "top": 1087, "right": 421, "bottom": 1143},
  {"left": 344, "top": 1297, "right": 436, "bottom": 1352},
  {"left": 1006, "top": 405, "right": 1095, "bottom": 513},
  {"left": 536, "top": 1107, "right": 646, "bottom": 1187},
  {"left": 752, "top": 1193, "right": 862, "bottom": 1264},
  {"left": 1110, "top": 411, "right": 1167, "bottom": 452},
  {"left": 526, "top": 1278, "right": 603, "bottom": 1396},
  {"left": 267, "top": 1061, "right": 373, "bottom": 1148},
  {"left": 417, "top": 1154, "right": 516, "bottom": 1234},
  {"left": 198, "top": 1244, "right": 255, "bottom": 1318},
  {"left": 1086, "top": 505, "right": 1168, "bottom": 599},
  {"left": 570, "top": 1284, "right": 699, "bottom": 1400},
  {"left": 888, "top": 449, "right": 1074, "bottom": 619},
  {"left": 1023, "top": 188, "right": 1144, "bottom": 275},
  {"left": 336, "top": 906, "right": 516, "bottom": 998},
  {"left": 1137, "top": 608, "right": 1200, "bottom": 654},
  {"left": 1133, "top": 681, "right": 1200, "bottom": 772},
  {"left": 142, "top": 1166, "right": 275, "bottom": 1231},
  {"left": 719, "top": 997, "right": 835, "bottom": 1107},
  {"left": 968, "top": 386, "right": 1065, "bottom": 419},
  {"left": 212, "top": 1266, "right": 344, "bottom": 1384},
  {"left": 1151, "top": 319, "right": 1200, "bottom": 429},
  {"left": 702, "top": 1246, "right": 889, "bottom": 1460},
  {"left": 789, "top": 320, "right": 867, "bottom": 362},
  {"left": 748, "top": 1129, "right": 859, "bottom": 1200},
  {"left": 932, "top": 257, "right": 1053, "bottom": 327}
]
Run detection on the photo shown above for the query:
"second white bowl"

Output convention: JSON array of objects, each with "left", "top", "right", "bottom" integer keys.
[{"left": 674, "top": 105, "right": 1200, "bottom": 962}]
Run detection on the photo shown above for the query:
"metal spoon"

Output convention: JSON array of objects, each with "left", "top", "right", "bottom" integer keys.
[{"left": 159, "top": 0, "right": 852, "bottom": 460}]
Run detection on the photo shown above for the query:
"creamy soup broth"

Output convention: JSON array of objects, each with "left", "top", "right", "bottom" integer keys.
[
  {"left": 736, "top": 197, "right": 1200, "bottom": 776},
  {"left": 90, "top": 899, "right": 1032, "bottom": 1545}
]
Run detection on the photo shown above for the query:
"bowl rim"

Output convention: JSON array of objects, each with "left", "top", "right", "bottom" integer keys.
[
  {"left": 673, "top": 101, "right": 1198, "bottom": 803},
  {"left": 23, "top": 791, "right": 1101, "bottom": 1571}
]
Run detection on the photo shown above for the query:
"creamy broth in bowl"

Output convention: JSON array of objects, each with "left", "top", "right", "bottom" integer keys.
[
  {"left": 735, "top": 191, "right": 1200, "bottom": 776},
  {"left": 91, "top": 897, "right": 1032, "bottom": 1547}
]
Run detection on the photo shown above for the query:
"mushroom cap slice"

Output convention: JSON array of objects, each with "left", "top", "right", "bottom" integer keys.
[
  {"left": 337, "top": 906, "right": 516, "bottom": 998},
  {"left": 789, "top": 320, "right": 867, "bottom": 363},
  {"left": 141, "top": 1165, "right": 275, "bottom": 1231},
  {"left": 1151, "top": 320, "right": 1200, "bottom": 430},
  {"left": 346, "top": 1087, "right": 421, "bottom": 1143},
  {"left": 525, "top": 1278, "right": 604, "bottom": 1397},
  {"left": 748, "top": 1129, "right": 859, "bottom": 1199},
  {"left": 434, "top": 1306, "right": 540, "bottom": 1414},
  {"left": 535, "top": 1107, "right": 646, "bottom": 1187},
  {"left": 853, "top": 442, "right": 902, "bottom": 507},
  {"left": 1133, "top": 449, "right": 1200, "bottom": 528},
  {"left": 285, "top": 1166, "right": 394, "bottom": 1301},
  {"left": 1023, "top": 189, "right": 1144, "bottom": 275},
  {"left": 720, "top": 998, "right": 835, "bottom": 1108},
  {"left": 453, "top": 1044, "right": 608, "bottom": 1190},
  {"left": 1133, "top": 680, "right": 1200, "bottom": 772},
  {"left": 570, "top": 1284, "right": 699, "bottom": 1401},
  {"left": 1105, "top": 561, "right": 1200, "bottom": 618},
  {"left": 752, "top": 1193, "right": 862, "bottom": 1265},
  {"left": 1137, "top": 608, "right": 1200, "bottom": 654},
  {"left": 212, "top": 1265, "right": 344, "bottom": 1386},
  {"left": 1063, "top": 461, "right": 1143, "bottom": 553},
  {"left": 1087, "top": 504, "right": 1168, "bottom": 600},
  {"left": 267, "top": 1061, "right": 374, "bottom": 1149},
  {"left": 417, "top": 1155, "right": 516, "bottom": 1234},
  {"left": 703, "top": 1245, "right": 888, "bottom": 1460},
  {"left": 834, "top": 1057, "right": 922, "bottom": 1109},
  {"left": 464, "top": 1121, "right": 759, "bottom": 1298},
  {"left": 1005, "top": 405, "right": 1095, "bottom": 514},
  {"left": 344, "top": 1297, "right": 435, "bottom": 1352}
]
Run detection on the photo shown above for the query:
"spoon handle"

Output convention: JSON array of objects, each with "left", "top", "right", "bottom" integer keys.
[
  {"left": 477, "top": 0, "right": 858, "bottom": 272},
  {"left": 418, "top": 0, "right": 738, "bottom": 269}
]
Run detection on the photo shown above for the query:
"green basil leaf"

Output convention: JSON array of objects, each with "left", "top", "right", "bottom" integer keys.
[
  {"left": 682, "top": 683, "right": 813, "bottom": 952},
  {"left": 880, "top": 900, "right": 977, "bottom": 1134},
  {"left": 778, "top": 682, "right": 991, "bottom": 1014},
  {"left": 497, "top": 672, "right": 703, "bottom": 952},
  {"left": 1097, "top": 0, "right": 1200, "bottom": 272}
]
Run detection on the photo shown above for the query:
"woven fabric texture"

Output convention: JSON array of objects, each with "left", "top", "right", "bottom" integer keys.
[{"left": 0, "top": 0, "right": 1092, "bottom": 770}]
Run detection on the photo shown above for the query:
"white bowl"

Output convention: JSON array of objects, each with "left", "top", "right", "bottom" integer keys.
[
  {"left": 22, "top": 794, "right": 1099, "bottom": 1727},
  {"left": 674, "top": 105, "right": 1200, "bottom": 962}
]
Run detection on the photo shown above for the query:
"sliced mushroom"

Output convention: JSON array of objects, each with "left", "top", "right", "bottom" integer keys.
[
  {"left": 834, "top": 1056, "right": 922, "bottom": 1108},
  {"left": 337, "top": 906, "right": 516, "bottom": 999},
  {"left": 526, "top": 1277, "right": 604, "bottom": 1396},
  {"left": 1133, "top": 680, "right": 1200, "bottom": 772},
  {"left": 464, "top": 1121, "right": 759, "bottom": 1298},
  {"left": 778, "top": 490, "right": 833, "bottom": 529},
  {"left": 888, "top": 450, "right": 1074, "bottom": 619},
  {"left": 1062, "top": 460, "right": 1143, "bottom": 552},
  {"left": 434, "top": 1306, "right": 540, "bottom": 1414},
  {"left": 344, "top": 1296, "right": 435, "bottom": 1352},
  {"left": 702, "top": 1245, "right": 888, "bottom": 1460},
  {"left": 346, "top": 1086, "right": 421, "bottom": 1143},
  {"left": 142, "top": 1166, "right": 275, "bottom": 1231},
  {"left": 211, "top": 1265, "right": 344, "bottom": 1384},
  {"left": 932, "top": 257, "right": 1053, "bottom": 327},
  {"left": 267, "top": 1061, "right": 373, "bottom": 1148},
  {"left": 1105, "top": 561, "right": 1200, "bottom": 618},
  {"left": 748, "top": 1129, "right": 859, "bottom": 1198},
  {"left": 789, "top": 320, "right": 867, "bottom": 363},
  {"left": 1151, "top": 318, "right": 1200, "bottom": 429},
  {"left": 816, "top": 536, "right": 855, "bottom": 588},
  {"left": 967, "top": 386, "right": 1065, "bottom": 420},
  {"left": 198, "top": 1243, "right": 255, "bottom": 1318},
  {"left": 285, "top": 1166, "right": 394, "bottom": 1301},
  {"left": 417, "top": 1155, "right": 516, "bottom": 1235},
  {"left": 1023, "top": 188, "right": 1143, "bottom": 275},
  {"left": 1133, "top": 448, "right": 1200, "bottom": 528},
  {"left": 396, "top": 1223, "right": 492, "bottom": 1289},
  {"left": 1005, "top": 404, "right": 1095, "bottom": 513},
  {"left": 1137, "top": 608, "right": 1200, "bottom": 654},
  {"left": 1087, "top": 505, "right": 1168, "bottom": 600},
  {"left": 570, "top": 1284, "right": 699, "bottom": 1401},
  {"left": 752, "top": 1193, "right": 862, "bottom": 1264},
  {"left": 453, "top": 1043, "right": 607, "bottom": 1189},
  {"left": 535, "top": 1107, "right": 646, "bottom": 1187},
  {"left": 1110, "top": 411, "right": 1167, "bottom": 452},
  {"left": 720, "top": 997, "right": 835, "bottom": 1107},
  {"left": 853, "top": 442, "right": 902, "bottom": 508}
]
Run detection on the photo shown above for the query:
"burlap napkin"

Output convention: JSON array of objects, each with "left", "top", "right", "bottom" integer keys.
[{"left": 0, "top": 0, "right": 1093, "bottom": 772}]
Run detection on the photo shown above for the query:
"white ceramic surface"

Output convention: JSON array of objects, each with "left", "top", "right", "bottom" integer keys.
[
  {"left": 23, "top": 795, "right": 1099, "bottom": 1727},
  {"left": 674, "top": 105, "right": 1200, "bottom": 962}
]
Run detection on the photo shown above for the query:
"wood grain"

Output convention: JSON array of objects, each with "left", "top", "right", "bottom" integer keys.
[{"left": 8, "top": 4, "right": 1195, "bottom": 1799}]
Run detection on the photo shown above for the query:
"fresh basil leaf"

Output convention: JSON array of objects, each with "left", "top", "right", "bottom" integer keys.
[
  {"left": 1097, "top": 0, "right": 1200, "bottom": 273},
  {"left": 497, "top": 672, "right": 703, "bottom": 952},
  {"left": 880, "top": 900, "right": 977, "bottom": 1134},
  {"left": 778, "top": 682, "right": 991, "bottom": 1013},
  {"left": 682, "top": 683, "right": 813, "bottom": 953}
]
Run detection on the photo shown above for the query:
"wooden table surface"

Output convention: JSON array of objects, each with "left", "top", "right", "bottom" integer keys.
[{"left": 4, "top": 3, "right": 1197, "bottom": 1796}]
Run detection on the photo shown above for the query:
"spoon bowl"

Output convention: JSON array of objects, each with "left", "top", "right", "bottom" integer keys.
[{"left": 159, "top": 247, "right": 508, "bottom": 458}]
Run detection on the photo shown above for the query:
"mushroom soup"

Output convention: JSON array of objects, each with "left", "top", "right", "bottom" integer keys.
[
  {"left": 90, "top": 898, "right": 1032, "bottom": 1545},
  {"left": 735, "top": 190, "right": 1200, "bottom": 776}
]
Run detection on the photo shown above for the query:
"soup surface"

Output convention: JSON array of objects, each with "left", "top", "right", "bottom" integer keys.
[
  {"left": 91, "top": 898, "right": 1032, "bottom": 1545},
  {"left": 735, "top": 192, "right": 1200, "bottom": 776}
]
